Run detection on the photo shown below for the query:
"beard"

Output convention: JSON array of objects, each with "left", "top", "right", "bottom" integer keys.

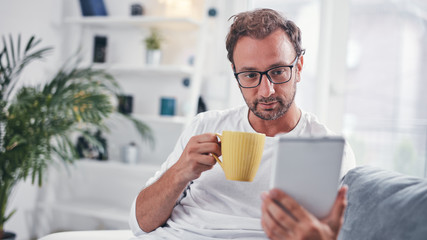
[{"left": 244, "top": 82, "right": 297, "bottom": 121}]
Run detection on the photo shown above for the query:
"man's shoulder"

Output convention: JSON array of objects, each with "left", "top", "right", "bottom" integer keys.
[{"left": 300, "top": 110, "right": 335, "bottom": 136}]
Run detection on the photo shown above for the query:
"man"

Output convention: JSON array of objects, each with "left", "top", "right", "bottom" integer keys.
[{"left": 129, "top": 8, "right": 355, "bottom": 240}]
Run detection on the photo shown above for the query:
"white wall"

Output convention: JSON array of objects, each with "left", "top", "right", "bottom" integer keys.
[{"left": 0, "top": 0, "right": 63, "bottom": 88}]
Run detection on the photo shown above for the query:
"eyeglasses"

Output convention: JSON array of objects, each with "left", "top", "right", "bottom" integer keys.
[{"left": 234, "top": 55, "right": 300, "bottom": 88}]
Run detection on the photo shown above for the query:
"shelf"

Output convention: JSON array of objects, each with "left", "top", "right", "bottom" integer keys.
[
  {"left": 92, "top": 64, "right": 194, "bottom": 76},
  {"left": 64, "top": 16, "right": 201, "bottom": 30},
  {"left": 75, "top": 158, "right": 161, "bottom": 172},
  {"left": 132, "top": 114, "right": 189, "bottom": 124}
]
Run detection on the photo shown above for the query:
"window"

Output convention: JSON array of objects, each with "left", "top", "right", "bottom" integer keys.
[
  {"left": 344, "top": 0, "right": 427, "bottom": 177},
  {"left": 251, "top": 0, "right": 427, "bottom": 177}
]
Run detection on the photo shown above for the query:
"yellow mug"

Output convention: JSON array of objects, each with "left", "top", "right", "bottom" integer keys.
[{"left": 213, "top": 131, "right": 265, "bottom": 182}]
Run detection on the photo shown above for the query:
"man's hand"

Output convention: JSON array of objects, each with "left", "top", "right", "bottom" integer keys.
[
  {"left": 135, "top": 133, "right": 220, "bottom": 232},
  {"left": 261, "top": 186, "right": 348, "bottom": 240},
  {"left": 172, "top": 133, "right": 221, "bottom": 183}
]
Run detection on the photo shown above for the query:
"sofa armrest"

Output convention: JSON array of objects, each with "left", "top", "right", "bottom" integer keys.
[{"left": 339, "top": 166, "right": 427, "bottom": 240}]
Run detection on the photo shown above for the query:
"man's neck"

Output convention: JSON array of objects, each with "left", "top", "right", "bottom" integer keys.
[{"left": 248, "top": 104, "right": 301, "bottom": 137}]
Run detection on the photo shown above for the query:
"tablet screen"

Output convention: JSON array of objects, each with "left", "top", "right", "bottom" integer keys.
[{"left": 270, "top": 136, "right": 344, "bottom": 219}]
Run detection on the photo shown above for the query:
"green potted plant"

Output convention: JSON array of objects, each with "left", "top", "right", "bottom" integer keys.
[
  {"left": 0, "top": 35, "right": 152, "bottom": 239},
  {"left": 144, "top": 28, "right": 163, "bottom": 65}
]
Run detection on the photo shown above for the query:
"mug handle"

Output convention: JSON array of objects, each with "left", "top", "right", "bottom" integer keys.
[{"left": 212, "top": 133, "right": 223, "bottom": 169}]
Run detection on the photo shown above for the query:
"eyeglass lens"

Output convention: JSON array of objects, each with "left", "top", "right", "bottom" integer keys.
[{"left": 237, "top": 66, "right": 292, "bottom": 88}]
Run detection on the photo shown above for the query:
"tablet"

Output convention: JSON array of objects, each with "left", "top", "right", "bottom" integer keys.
[{"left": 270, "top": 136, "right": 345, "bottom": 219}]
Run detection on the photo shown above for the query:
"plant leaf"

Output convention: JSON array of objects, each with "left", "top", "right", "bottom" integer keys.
[
  {"left": 24, "top": 36, "right": 35, "bottom": 52},
  {"left": 17, "top": 34, "right": 21, "bottom": 62},
  {"left": 3, "top": 209, "right": 16, "bottom": 224},
  {"left": 9, "top": 35, "right": 15, "bottom": 68},
  {"left": 2, "top": 36, "right": 11, "bottom": 72}
]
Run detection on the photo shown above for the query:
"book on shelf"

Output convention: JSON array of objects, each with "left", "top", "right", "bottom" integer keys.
[{"left": 79, "top": 0, "right": 108, "bottom": 16}]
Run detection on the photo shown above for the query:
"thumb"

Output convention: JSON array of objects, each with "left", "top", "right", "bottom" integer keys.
[{"left": 324, "top": 185, "right": 348, "bottom": 232}]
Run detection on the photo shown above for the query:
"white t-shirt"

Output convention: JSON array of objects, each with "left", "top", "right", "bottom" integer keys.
[{"left": 129, "top": 105, "right": 356, "bottom": 240}]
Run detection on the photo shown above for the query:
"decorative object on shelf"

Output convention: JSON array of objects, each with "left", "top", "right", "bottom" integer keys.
[
  {"left": 208, "top": 7, "right": 217, "bottom": 17},
  {"left": 144, "top": 28, "right": 163, "bottom": 65},
  {"left": 0, "top": 35, "right": 153, "bottom": 238},
  {"left": 182, "top": 78, "right": 190, "bottom": 87},
  {"left": 79, "top": 0, "right": 108, "bottom": 16},
  {"left": 76, "top": 134, "right": 91, "bottom": 159},
  {"left": 197, "top": 96, "right": 207, "bottom": 113},
  {"left": 0, "top": 231, "right": 15, "bottom": 240},
  {"left": 95, "top": 130, "right": 108, "bottom": 160},
  {"left": 130, "top": 3, "right": 144, "bottom": 16},
  {"left": 118, "top": 95, "right": 133, "bottom": 115},
  {"left": 188, "top": 55, "right": 195, "bottom": 65},
  {"left": 93, "top": 35, "right": 107, "bottom": 63},
  {"left": 76, "top": 130, "right": 108, "bottom": 160},
  {"left": 123, "top": 142, "right": 138, "bottom": 164},
  {"left": 160, "top": 97, "right": 176, "bottom": 116},
  {"left": 145, "top": 49, "right": 161, "bottom": 65}
]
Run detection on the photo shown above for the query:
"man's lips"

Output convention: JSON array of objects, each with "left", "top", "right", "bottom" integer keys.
[{"left": 258, "top": 101, "right": 278, "bottom": 109}]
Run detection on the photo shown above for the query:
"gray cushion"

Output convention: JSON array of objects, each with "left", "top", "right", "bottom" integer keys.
[{"left": 339, "top": 166, "right": 427, "bottom": 240}]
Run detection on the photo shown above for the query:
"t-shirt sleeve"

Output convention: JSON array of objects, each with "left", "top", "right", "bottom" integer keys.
[
  {"left": 129, "top": 197, "right": 145, "bottom": 236},
  {"left": 340, "top": 141, "right": 356, "bottom": 179}
]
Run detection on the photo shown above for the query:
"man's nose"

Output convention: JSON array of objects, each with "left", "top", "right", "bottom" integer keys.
[{"left": 258, "top": 74, "right": 275, "bottom": 98}]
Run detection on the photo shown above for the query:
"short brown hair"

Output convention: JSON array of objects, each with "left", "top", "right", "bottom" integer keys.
[{"left": 226, "top": 8, "right": 304, "bottom": 65}]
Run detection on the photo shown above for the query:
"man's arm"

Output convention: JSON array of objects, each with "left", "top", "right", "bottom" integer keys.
[
  {"left": 261, "top": 186, "right": 348, "bottom": 240},
  {"left": 135, "top": 133, "right": 220, "bottom": 232}
]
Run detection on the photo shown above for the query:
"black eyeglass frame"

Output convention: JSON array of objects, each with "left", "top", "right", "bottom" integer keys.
[{"left": 233, "top": 53, "right": 303, "bottom": 89}]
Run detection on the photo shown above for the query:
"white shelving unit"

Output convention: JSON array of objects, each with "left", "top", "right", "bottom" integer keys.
[
  {"left": 64, "top": 16, "right": 202, "bottom": 29},
  {"left": 40, "top": 0, "right": 209, "bottom": 233},
  {"left": 59, "top": 0, "right": 208, "bottom": 164},
  {"left": 132, "top": 113, "right": 189, "bottom": 124},
  {"left": 92, "top": 63, "right": 195, "bottom": 77},
  {"left": 60, "top": 1, "right": 207, "bottom": 123}
]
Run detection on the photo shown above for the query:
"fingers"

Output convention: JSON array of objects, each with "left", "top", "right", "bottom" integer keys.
[
  {"left": 323, "top": 185, "right": 348, "bottom": 233},
  {"left": 175, "top": 133, "right": 221, "bottom": 182},
  {"left": 186, "top": 133, "right": 221, "bottom": 164},
  {"left": 194, "top": 132, "right": 220, "bottom": 144},
  {"left": 261, "top": 192, "right": 293, "bottom": 239},
  {"left": 190, "top": 156, "right": 215, "bottom": 173},
  {"left": 195, "top": 133, "right": 221, "bottom": 155},
  {"left": 268, "top": 188, "right": 312, "bottom": 222},
  {"left": 261, "top": 209, "right": 290, "bottom": 240},
  {"left": 262, "top": 188, "right": 347, "bottom": 240}
]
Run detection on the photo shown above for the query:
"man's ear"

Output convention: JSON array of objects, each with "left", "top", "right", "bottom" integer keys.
[
  {"left": 297, "top": 55, "right": 304, "bottom": 72},
  {"left": 295, "top": 55, "right": 304, "bottom": 82}
]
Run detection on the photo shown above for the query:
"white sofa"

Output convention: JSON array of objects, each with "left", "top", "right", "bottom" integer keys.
[
  {"left": 39, "top": 230, "right": 133, "bottom": 240},
  {"left": 39, "top": 165, "right": 427, "bottom": 240}
]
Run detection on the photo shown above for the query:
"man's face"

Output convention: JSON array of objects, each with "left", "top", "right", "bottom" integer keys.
[{"left": 233, "top": 29, "right": 303, "bottom": 120}]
